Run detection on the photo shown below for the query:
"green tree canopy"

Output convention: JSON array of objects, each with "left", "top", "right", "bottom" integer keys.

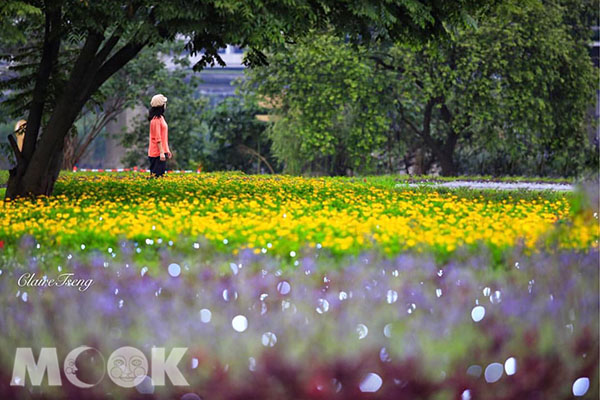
[
  {"left": 246, "top": 0, "right": 597, "bottom": 176},
  {"left": 244, "top": 33, "right": 392, "bottom": 175},
  {"left": 384, "top": 0, "right": 597, "bottom": 176}
]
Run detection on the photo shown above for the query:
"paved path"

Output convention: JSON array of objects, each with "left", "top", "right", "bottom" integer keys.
[{"left": 402, "top": 181, "right": 574, "bottom": 191}]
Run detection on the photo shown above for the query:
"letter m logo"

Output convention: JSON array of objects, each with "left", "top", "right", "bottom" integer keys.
[{"left": 11, "top": 348, "right": 62, "bottom": 386}]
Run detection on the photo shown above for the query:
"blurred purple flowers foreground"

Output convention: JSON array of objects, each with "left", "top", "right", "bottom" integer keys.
[{"left": 0, "top": 243, "right": 597, "bottom": 399}]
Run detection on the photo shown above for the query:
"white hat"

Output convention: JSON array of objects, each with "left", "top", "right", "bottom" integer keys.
[{"left": 150, "top": 94, "right": 168, "bottom": 107}]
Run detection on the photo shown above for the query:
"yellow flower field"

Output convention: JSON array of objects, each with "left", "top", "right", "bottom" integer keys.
[{"left": 0, "top": 172, "right": 597, "bottom": 257}]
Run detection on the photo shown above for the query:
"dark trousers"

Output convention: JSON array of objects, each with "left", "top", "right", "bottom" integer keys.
[{"left": 149, "top": 154, "right": 167, "bottom": 177}]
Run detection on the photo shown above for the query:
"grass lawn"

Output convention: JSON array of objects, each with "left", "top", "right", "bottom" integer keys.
[{"left": 0, "top": 169, "right": 577, "bottom": 187}]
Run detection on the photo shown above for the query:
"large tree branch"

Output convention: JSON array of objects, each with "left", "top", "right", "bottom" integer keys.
[
  {"left": 75, "top": 31, "right": 106, "bottom": 76},
  {"left": 419, "top": 97, "right": 445, "bottom": 153},
  {"left": 370, "top": 51, "right": 431, "bottom": 90},
  {"left": 440, "top": 104, "right": 453, "bottom": 124},
  {"left": 66, "top": 30, "right": 106, "bottom": 98},
  {"left": 400, "top": 114, "right": 423, "bottom": 137},
  {"left": 87, "top": 40, "right": 149, "bottom": 99},
  {"left": 236, "top": 144, "right": 276, "bottom": 174},
  {"left": 94, "top": 0, "right": 148, "bottom": 63},
  {"left": 370, "top": 55, "right": 404, "bottom": 73},
  {"left": 73, "top": 102, "right": 124, "bottom": 163},
  {"left": 94, "top": 28, "right": 122, "bottom": 64},
  {"left": 88, "top": 97, "right": 125, "bottom": 135}
]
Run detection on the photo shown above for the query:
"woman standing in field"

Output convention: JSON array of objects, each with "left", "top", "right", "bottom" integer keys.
[{"left": 148, "top": 94, "right": 172, "bottom": 177}]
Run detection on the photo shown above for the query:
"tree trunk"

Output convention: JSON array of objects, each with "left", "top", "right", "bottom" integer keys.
[
  {"left": 7, "top": 59, "right": 98, "bottom": 197},
  {"left": 11, "top": 109, "right": 77, "bottom": 197},
  {"left": 61, "top": 126, "right": 78, "bottom": 170},
  {"left": 5, "top": 5, "right": 61, "bottom": 198},
  {"left": 402, "top": 97, "right": 460, "bottom": 177},
  {"left": 437, "top": 151, "right": 456, "bottom": 176},
  {"left": 20, "top": 6, "right": 61, "bottom": 162},
  {"left": 437, "top": 103, "right": 459, "bottom": 176},
  {"left": 413, "top": 148, "right": 425, "bottom": 175},
  {"left": 5, "top": 28, "right": 147, "bottom": 198}
]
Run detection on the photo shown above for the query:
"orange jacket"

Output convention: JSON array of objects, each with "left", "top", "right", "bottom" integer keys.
[{"left": 148, "top": 116, "right": 170, "bottom": 157}]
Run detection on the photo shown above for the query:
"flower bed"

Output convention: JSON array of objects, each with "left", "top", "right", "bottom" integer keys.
[{"left": 1, "top": 173, "right": 597, "bottom": 263}]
